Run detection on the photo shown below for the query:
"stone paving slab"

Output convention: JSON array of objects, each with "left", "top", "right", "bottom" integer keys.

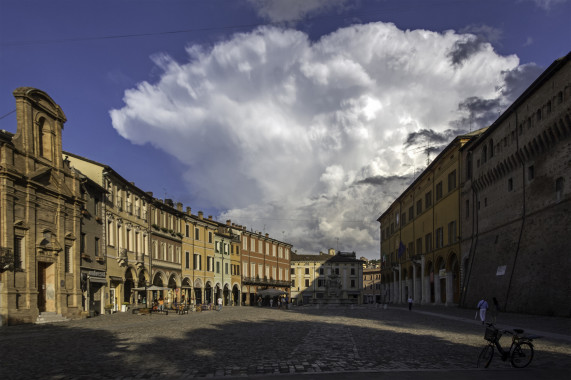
[{"left": 0, "top": 306, "right": 569, "bottom": 379}]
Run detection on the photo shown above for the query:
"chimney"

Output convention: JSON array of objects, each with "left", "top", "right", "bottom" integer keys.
[
  {"left": 146, "top": 192, "right": 153, "bottom": 197},
  {"left": 186, "top": 207, "right": 191, "bottom": 215},
  {"left": 176, "top": 202, "right": 182, "bottom": 211},
  {"left": 198, "top": 211, "right": 203, "bottom": 219},
  {"left": 328, "top": 248, "right": 336, "bottom": 256},
  {"left": 226, "top": 219, "right": 231, "bottom": 226},
  {"left": 208, "top": 215, "right": 212, "bottom": 221},
  {"left": 265, "top": 233, "right": 269, "bottom": 238}
]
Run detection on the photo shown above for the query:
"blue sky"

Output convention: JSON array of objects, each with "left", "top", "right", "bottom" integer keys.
[{"left": 1, "top": 0, "right": 570, "bottom": 259}]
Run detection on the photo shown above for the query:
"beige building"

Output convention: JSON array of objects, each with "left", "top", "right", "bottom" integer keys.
[
  {"left": 65, "top": 153, "right": 152, "bottom": 312},
  {"left": 1, "top": 88, "right": 84, "bottom": 325},
  {"left": 290, "top": 250, "right": 364, "bottom": 305}
]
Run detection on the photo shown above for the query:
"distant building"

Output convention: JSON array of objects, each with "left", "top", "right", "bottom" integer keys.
[
  {"left": 362, "top": 266, "right": 382, "bottom": 304},
  {"left": 240, "top": 229, "right": 291, "bottom": 306},
  {"left": 460, "top": 53, "right": 571, "bottom": 316},
  {"left": 290, "top": 249, "right": 364, "bottom": 305}
]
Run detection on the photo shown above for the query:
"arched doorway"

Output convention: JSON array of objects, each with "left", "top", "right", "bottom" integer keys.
[
  {"left": 232, "top": 284, "right": 240, "bottom": 306},
  {"left": 124, "top": 268, "right": 135, "bottom": 303},
  {"left": 181, "top": 278, "right": 192, "bottom": 305},
  {"left": 194, "top": 278, "right": 203, "bottom": 305},
  {"left": 137, "top": 270, "right": 150, "bottom": 306},
  {"left": 168, "top": 274, "right": 178, "bottom": 305},
  {"left": 223, "top": 284, "right": 230, "bottom": 306},
  {"left": 449, "top": 254, "right": 460, "bottom": 304},
  {"left": 205, "top": 281, "right": 213, "bottom": 304},
  {"left": 436, "top": 257, "right": 446, "bottom": 304},
  {"left": 152, "top": 273, "right": 166, "bottom": 302},
  {"left": 426, "top": 261, "right": 435, "bottom": 303}
]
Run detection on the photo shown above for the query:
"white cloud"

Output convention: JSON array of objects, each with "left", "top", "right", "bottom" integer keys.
[{"left": 110, "top": 22, "right": 520, "bottom": 258}]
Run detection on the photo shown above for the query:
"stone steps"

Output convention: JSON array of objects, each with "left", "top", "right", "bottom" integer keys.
[{"left": 35, "top": 312, "right": 70, "bottom": 324}]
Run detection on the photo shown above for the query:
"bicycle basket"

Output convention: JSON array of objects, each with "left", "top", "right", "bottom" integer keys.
[{"left": 484, "top": 327, "right": 500, "bottom": 342}]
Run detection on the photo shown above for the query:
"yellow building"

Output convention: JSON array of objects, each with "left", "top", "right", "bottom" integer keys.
[
  {"left": 180, "top": 211, "right": 217, "bottom": 305},
  {"left": 378, "top": 130, "right": 485, "bottom": 306}
]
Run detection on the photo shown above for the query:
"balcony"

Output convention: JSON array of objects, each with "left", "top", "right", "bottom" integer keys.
[{"left": 242, "top": 276, "right": 291, "bottom": 288}]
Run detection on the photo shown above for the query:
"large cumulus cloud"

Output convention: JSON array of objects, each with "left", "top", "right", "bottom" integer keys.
[{"left": 110, "top": 22, "right": 520, "bottom": 258}]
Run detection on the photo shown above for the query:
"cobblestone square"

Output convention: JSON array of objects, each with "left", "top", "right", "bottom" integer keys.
[{"left": 1, "top": 306, "right": 570, "bottom": 379}]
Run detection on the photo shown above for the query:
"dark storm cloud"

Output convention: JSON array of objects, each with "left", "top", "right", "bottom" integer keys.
[
  {"left": 356, "top": 175, "right": 410, "bottom": 186},
  {"left": 501, "top": 63, "right": 544, "bottom": 103},
  {"left": 404, "top": 128, "right": 458, "bottom": 147},
  {"left": 448, "top": 37, "right": 486, "bottom": 65},
  {"left": 454, "top": 96, "right": 502, "bottom": 129}
]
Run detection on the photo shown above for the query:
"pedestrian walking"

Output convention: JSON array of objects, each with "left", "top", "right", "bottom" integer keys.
[
  {"left": 270, "top": 298, "right": 274, "bottom": 308},
  {"left": 477, "top": 298, "right": 489, "bottom": 324},
  {"left": 217, "top": 297, "right": 223, "bottom": 311},
  {"left": 408, "top": 296, "right": 413, "bottom": 311},
  {"left": 278, "top": 298, "right": 282, "bottom": 309},
  {"left": 491, "top": 297, "right": 500, "bottom": 323}
]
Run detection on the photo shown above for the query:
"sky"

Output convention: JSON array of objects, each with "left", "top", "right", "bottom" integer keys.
[{"left": 1, "top": 0, "right": 570, "bottom": 260}]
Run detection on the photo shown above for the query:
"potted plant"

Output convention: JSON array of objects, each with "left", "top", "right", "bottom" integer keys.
[{"left": 104, "top": 304, "right": 114, "bottom": 314}]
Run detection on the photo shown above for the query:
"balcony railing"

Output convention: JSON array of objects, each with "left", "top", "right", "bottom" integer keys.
[{"left": 242, "top": 276, "right": 290, "bottom": 287}]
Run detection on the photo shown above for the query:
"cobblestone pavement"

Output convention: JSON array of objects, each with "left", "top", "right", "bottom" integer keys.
[{"left": 0, "top": 305, "right": 569, "bottom": 379}]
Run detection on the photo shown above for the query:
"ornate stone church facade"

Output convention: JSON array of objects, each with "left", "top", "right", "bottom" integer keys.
[{"left": 0, "top": 88, "right": 84, "bottom": 325}]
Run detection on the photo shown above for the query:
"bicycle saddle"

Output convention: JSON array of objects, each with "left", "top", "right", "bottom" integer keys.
[{"left": 513, "top": 328, "right": 524, "bottom": 334}]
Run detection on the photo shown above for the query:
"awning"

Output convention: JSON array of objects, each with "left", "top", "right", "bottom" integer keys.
[
  {"left": 89, "top": 277, "right": 107, "bottom": 284},
  {"left": 109, "top": 276, "right": 123, "bottom": 283}
]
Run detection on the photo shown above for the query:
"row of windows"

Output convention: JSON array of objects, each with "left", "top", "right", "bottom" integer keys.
[
  {"left": 385, "top": 221, "right": 457, "bottom": 264},
  {"left": 384, "top": 171, "right": 457, "bottom": 240},
  {"left": 242, "top": 236, "right": 289, "bottom": 258},
  {"left": 292, "top": 267, "right": 357, "bottom": 275},
  {"left": 295, "top": 279, "right": 358, "bottom": 288}
]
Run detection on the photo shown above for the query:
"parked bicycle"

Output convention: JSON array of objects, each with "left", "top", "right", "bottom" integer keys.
[{"left": 477, "top": 323, "right": 541, "bottom": 368}]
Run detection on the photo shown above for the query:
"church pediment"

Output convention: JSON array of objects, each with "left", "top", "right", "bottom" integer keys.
[{"left": 28, "top": 167, "right": 74, "bottom": 198}]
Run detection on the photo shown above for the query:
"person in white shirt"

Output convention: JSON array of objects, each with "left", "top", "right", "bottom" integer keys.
[
  {"left": 477, "top": 299, "right": 489, "bottom": 324},
  {"left": 217, "top": 297, "right": 223, "bottom": 311}
]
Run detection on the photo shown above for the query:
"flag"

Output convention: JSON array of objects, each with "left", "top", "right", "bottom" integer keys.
[{"left": 398, "top": 241, "right": 405, "bottom": 258}]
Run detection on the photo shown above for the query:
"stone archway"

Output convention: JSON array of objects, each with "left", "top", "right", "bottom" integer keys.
[
  {"left": 181, "top": 277, "right": 192, "bottom": 305},
  {"left": 448, "top": 253, "right": 460, "bottom": 304},
  {"left": 194, "top": 278, "right": 203, "bottom": 305},
  {"left": 425, "top": 261, "right": 435, "bottom": 303},
  {"left": 205, "top": 281, "right": 213, "bottom": 304},
  {"left": 124, "top": 268, "right": 136, "bottom": 303},
  {"left": 435, "top": 257, "right": 446, "bottom": 304},
  {"left": 232, "top": 284, "right": 240, "bottom": 306}
]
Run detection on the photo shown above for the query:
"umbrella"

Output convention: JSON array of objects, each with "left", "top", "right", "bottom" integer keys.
[{"left": 256, "top": 288, "right": 287, "bottom": 297}]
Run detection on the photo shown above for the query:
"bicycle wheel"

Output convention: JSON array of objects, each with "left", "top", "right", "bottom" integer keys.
[
  {"left": 477, "top": 344, "right": 494, "bottom": 368},
  {"left": 511, "top": 342, "right": 534, "bottom": 368}
]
